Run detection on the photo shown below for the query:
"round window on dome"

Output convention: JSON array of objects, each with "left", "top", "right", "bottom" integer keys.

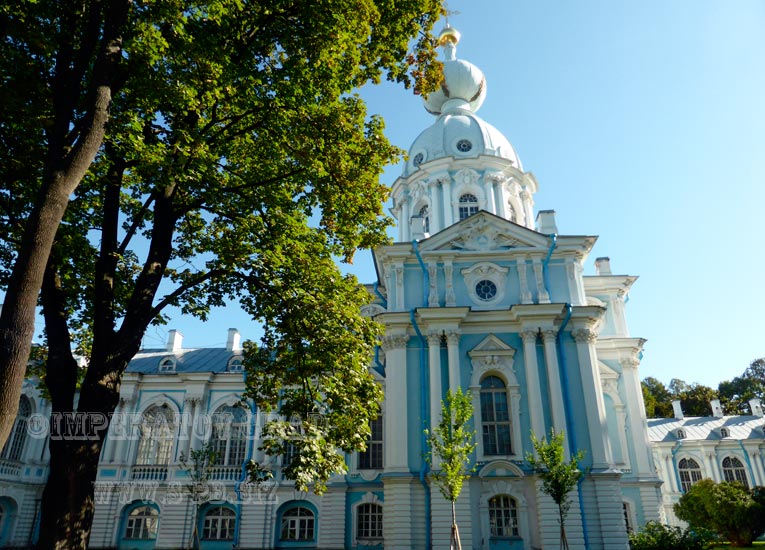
[
  {"left": 413, "top": 152, "right": 424, "bottom": 167},
  {"left": 456, "top": 139, "right": 473, "bottom": 153},
  {"left": 475, "top": 279, "right": 497, "bottom": 301}
]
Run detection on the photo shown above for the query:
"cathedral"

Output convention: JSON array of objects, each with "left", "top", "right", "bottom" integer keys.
[{"left": 0, "top": 25, "right": 691, "bottom": 550}]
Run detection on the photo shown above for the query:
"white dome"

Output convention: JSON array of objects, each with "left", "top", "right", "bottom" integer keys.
[
  {"left": 404, "top": 110, "right": 522, "bottom": 176},
  {"left": 423, "top": 59, "right": 487, "bottom": 115}
]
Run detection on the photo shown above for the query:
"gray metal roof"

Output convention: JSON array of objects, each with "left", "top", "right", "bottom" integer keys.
[
  {"left": 126, "top": 348, "right": 243, "bottom": 374},
  {"left": 647, "top": 415, "right": 765, "bottom": 443}
]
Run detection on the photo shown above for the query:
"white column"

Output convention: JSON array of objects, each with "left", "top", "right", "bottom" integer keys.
[
  {"left": 620, "top": 356, "right": 654, "bottom": 476},
  {"left": 483, "top": 176, "right": 496, "bottom": 216},
  {"left": 572, "top": 328, "right": 613, "bottom": 469},
  {"left": 427, "top": 333, "right": 443, "bottom": 466},
  {"left": 442, "top": 176, "right": 454, "bottom": 227},
  {"left": 430, "top": 180, "right": 442, "bottom": 233},
  {"left": 382, "top": 335, "right": 410, "bottom": 472},
  {"left": 662, "top": 452, "right": 679, "bottom": 493},
  {"left": 112, "top": 398, "right": 133, "bottom": 465},
  {"left": 521, "top": 331, "right": 545, "bottom": 442},
  {"left": 401, "top": 196, "right": 411, "bottom": 241},
  {"left": 541, "top": 331, "right": 568, "bottom": 439},
  {"left": 446, "top": 331, "right": 461, "bottom": 392}
]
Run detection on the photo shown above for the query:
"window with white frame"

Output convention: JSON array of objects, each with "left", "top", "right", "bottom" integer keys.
[
  {"left": 202, "top": 506, "right": 236, "bottom": 540},
  {"left": 356, "top": 502, "right": 383, "bottom": 541},
  {"left": 211, "top": 406, "right": 248, "bottom": 467},
  {"left": 358, "top": 415, "right": 383, "bottom": 470},
  {"left": 280, "top": 506, "right": 315, "bottom": 541},
  {"left": 458, "top": 193, "right": 479, "bottom": 220},
  {"left": 228, "top": 356, "right": 244, "bottom": 372},
  {"left": 158, "top": 357, "right": 176, "bottom": 372},
  {"left": 678, "top": 458, "right": 703, "bottom": 492},
  {"left": 480, "top": 376, "right": 512, "bottom": 456},
  {"left": 489, "top": 495, "right": 518, "bottom": 537},
  {"left": 1, "top": 395, "right": 30, "bottom": 461},
  {"left": 124, "top": 505, "right": 159, "bottom": 539},
  {"left": 135, "top": 406, "right": 175, "bottom": 465},
  {"left": 722, "top": 456, "right": 748, "bottom": 488}
]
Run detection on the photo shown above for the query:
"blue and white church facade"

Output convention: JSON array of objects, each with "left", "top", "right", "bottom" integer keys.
[
  {"left": 367, "top": 25, "right": 663, "bottom": 550},
  {"left": 0, "top": 26, "right": 675, "bottom": 550}
]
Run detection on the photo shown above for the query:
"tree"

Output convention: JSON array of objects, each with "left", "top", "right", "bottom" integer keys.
[
  {"left": 718, "top": 357, "right": 765, "bottom": 414},
  {"left": 0, "top": 2, "right": 445, "bottom": 548},
  {"left": 641, "top": 377, "right": 673, "bottom": 418},
  {"left": 425, "top": 388, "right": 477, "bottom": 550},
  {"left": 179, "top": 444, "right": 220, "bottom": 550},
  {"left": 674, "top": 479, "right": 765, "bottom": 547},
  {"left": 641, "top": 377, "right": 719, "bottom": 418},
  {"left": 0, "top": 0, "right": 131, "bottom": 450},
  {"left": 526, "top": 429, "right": 585, "bottom": 550}
]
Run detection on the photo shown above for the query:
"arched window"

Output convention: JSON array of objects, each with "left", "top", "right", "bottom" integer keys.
[
  {"left": 722, "top": 456, "right": 748, "bottom": 488},
  {"left": 458, "top": 193, "right": 479, "bottom": 220},
  {"left": 158, "top": 357, "right": 176, "bottom": 372},
  {"left": 280, "top": 506, "right": 315, "bottom": 541},
  {"left": 357, "top": 503, "right": 383, "bottom": 541},
  {"left": 488, "top": 495, "right": 518, "bottom": 537},
  {"left": 202, "top": 506, "right": 236, "bottom": 540},
  {"left": 358, "top": 415, "right": 383, "bottom": 470},
  {"left": 124, "top": 505, "right": 159, "bottom": 539},
  {"left": 720, "top": 427, "right": 729, "bottom": 438},
  {"left": 480, "top": 376, "right": 511, "bottom": 456},
  {"left": 418, "top": 205, "right": 430, "bottom": 234},
  {"left": 228, "top": 356, "right": 244, "bottom": 372},
  {"left": 211, "top": 406, "right": 248, "bottom": 467},
  {"left": 135, "top": 406, "right": 175, "bottom": 465},
  {"left": 1, "top": 396, "right": 30, "bottom": 461},
  {"left": 623, "top": 502, "right": 633, "bottom": 533},
  {"left": 678, "top": 458, "right": 703, "bottom": 492}
]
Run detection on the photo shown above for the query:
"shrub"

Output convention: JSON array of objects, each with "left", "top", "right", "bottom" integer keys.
[
  {"left": 675, "top": 479, "right": 765, "bottom": 547},
  {"left": 628, "top": 521, "right": 713, "bottom": 550}
]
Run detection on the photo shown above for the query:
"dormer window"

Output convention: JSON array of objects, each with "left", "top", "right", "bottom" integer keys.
[
  {"left": 228, "top": 356, "right": 244, "bottom": 372},
  {"left": 158, "top": 357, "right": 176, "bottom": 373},
  {"left": 676, "top": 429, "right": 685, "bottom": 440},
  {"left": 413, "top": 152, "right": 424, "bottom": 167},
  {"left": 720, "top": 427, "right": 729, "bottom": 438}
]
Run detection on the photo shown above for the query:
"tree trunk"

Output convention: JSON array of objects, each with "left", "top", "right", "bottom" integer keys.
[
  {"left": 0, "top": 0, "right": 129, "bottom": 449},
  {"left": 37, "top": 353, "right": 128, "bottom": 550}
]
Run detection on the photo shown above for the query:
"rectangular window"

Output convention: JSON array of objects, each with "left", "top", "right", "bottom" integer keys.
[{"left": 359, "top": 415, "right": 383, "bottom": 469}]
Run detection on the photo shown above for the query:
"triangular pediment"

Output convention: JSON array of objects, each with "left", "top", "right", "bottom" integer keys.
[
  {"left": 417, "top": 210, "right": 550, "bottom": 253},
  {"left": 469, "top": 334, "right": 516, "bottom": 357}
]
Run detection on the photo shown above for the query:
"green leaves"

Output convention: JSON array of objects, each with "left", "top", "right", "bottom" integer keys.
[
  {"left": 674, "top": 479, "right": 765, "bottom": 547},
  {"left": 425, "top": 388, "right": 477, "bottom": 504},
  {"left": 526, "top": 429, "right": 585, "bottom": 521}
]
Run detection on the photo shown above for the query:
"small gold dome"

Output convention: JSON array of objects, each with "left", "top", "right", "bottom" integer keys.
[{"left": 438, "top": 25, "right": 461, "bottom": 46}]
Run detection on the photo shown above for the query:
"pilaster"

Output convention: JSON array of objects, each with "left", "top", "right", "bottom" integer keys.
[
  {"left": 520, "top": 330, "right": 545, "bottom": 442},
  {"left": 572, "top": 328, "right": 613, "bottom": 469},
  {"left": 446, "top": 331, "right": 461, "bottom": 392},
  {"left": 541, "top": 330, "right": 568, "bottom": 440},
  {"left": 620, "top": 354, "right": 654, "bottom": 475},
  {"left": 382, "top": 334, "right": 410, "bottom": 471}
]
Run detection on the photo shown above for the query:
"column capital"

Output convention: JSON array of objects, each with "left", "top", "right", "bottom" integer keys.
[
  {"left": 572, "top": 328, "right": 598, "bottom": 344},
  {"left": 620, "top": 356, "right": 641, "bottom": 369},
  {"left": 542, "top": 329, "right": 558, "bottom": 343},
  {"left": 445, "top": 331, "right": 461, "bottom": 346},
  {"left": 426, "top": 332, "right": 442, "bottom": 347},
  {"left": 381, "top": 334, "right": 409, "bottom": 352},
  {"left": 520, "top": 330, "right": 538, "bottom": 344}
]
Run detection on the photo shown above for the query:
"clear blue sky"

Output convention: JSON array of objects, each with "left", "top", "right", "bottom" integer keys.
[{"left": 156, "top": 1, "right": 765, "bottom": 389}]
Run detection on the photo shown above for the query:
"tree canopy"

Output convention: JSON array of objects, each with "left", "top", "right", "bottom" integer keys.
[
  {"left": 1, "top": 1, "right": 445, "bottom": 547},
  {"left": 642, "top": 356, "right": 765, "bottom": 418},
  {"left": 674, "top": 479, "right": 765, "bottom": 547}
]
